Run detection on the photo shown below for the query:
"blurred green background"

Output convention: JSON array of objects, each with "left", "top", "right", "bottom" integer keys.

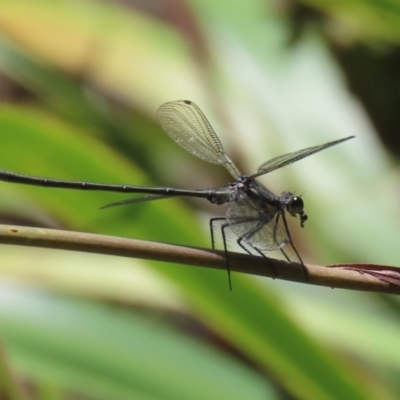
[{"left": 0, "top": 1, "right": 399, "bottom": 399}]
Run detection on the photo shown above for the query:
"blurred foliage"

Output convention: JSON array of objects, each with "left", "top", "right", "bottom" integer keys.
[{"left": 0, "top": 0, "right": 399, "bottom": 399}]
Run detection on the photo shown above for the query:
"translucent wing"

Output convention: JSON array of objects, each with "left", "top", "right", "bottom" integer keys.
[
  {"left": 252, "top": 136, "right": 354, "bottom": 178},
  {"left": 157, "top": 100, "right": 241, "bottom": 179},
  {"left": 226, "top": 196, "right": 289, "bottom": 251}
]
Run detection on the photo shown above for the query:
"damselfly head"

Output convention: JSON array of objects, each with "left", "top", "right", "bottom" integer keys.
[{"left": 280, "top": 191, "right": 308, "bottom": 227}]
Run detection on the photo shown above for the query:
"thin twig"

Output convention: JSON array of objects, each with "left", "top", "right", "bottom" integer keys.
[{"left": 0, "top": 224, "right": 399, "bottom": 294}]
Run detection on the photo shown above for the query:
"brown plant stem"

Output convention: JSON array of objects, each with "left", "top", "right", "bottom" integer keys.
[{"left": 0, "top": 224, "right": 398, "bottom": 294}]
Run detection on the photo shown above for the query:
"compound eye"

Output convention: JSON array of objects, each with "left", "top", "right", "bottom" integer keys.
[{"left": 289, "top": 196, "right": 304, "bottom": 214}]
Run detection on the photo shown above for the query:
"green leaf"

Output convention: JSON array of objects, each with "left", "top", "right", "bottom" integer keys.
[{"left": 0, "top": 285, "right": 276, "bottom": 400}]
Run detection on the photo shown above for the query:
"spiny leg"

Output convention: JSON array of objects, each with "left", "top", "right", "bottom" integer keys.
[
  {"left": 237, "top": 236, "right": 277, "bottom": 278},
  {"left": 209, "top": 217, "right": 227, "bottom": 249},
  {"left": 279, "top": 247, "right": 291, "bottom": 263},
  {"left": 226, "top": 215, "right": 279, "bottom": 278},
  {"left": 236, "top": 219, "right": 278, "bottom": 278},
  {"left": 218, "top": 214, "right": 261, "bottom": 290},
  {"left": 272, "top": 213, "right": 291, "bottom": 263},
  {"left": 210, "top": 217, "right": 234, "bottom": 290},
  {"left": 221, "top": 222, "right": 233, "bottom": 291},
  {"left": 237, "top": 236, "right": 260, "bottom": 256},
  {"left": 280, "top": 211, "right": 309, "bottom": 281}
]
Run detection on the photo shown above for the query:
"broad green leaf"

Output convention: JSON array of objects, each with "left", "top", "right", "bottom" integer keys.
[{"left": 0, "top": 285, "right": 275, "bottom": 400}]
